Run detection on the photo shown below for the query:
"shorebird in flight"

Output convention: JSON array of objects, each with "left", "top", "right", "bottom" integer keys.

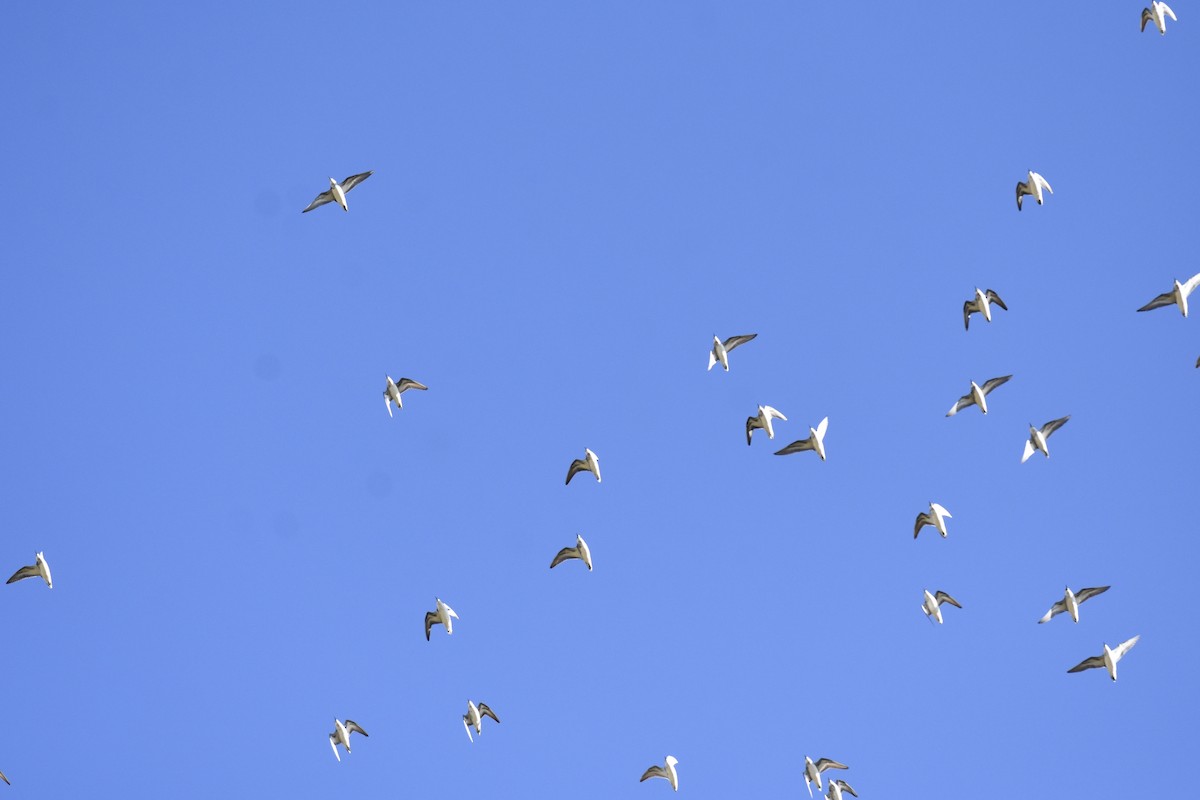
[
  {"left": 640, "top": 755, "right": 679, "bottom": 792},
  {"left": 746, "top": 405, "right": 787, "bottom": 445},
  {"left": 946, "top": 375, "right": 1012, "bottom": 416},
  {"left": 328, "top": 719, "right": 368, "bottom": 762},
  {"left": 963, "top": 288, "right": 1008, "bottom": 330},
  {"left": 565, "top": 448, "right": 601, "bottom": 485},
  {"left": 550, "top": 534, "right": 592, "bottom": 571},
  {"left": 1022, "top": 416, "right": 1071, "bottom": 463},
  {"left": 383, "top": 376, "right": 428, "bottom": 417},
  {"left": 302, "top": 171, "right": 374, "bottom": 213},
  {"left": 826, "top": 780, "right": 858, "bottom": 800},
  {"left": 1136, "top": 272, "right": 1200, "bottom": 317},
  {"left": 922, "top": 589, "right": 963, "bottom": 624},
  {"left": 1067, "top": 635, "right": 1140, "bottom": 681},
  {"left": 707, "top": 334, "right": 757, "bottom": 371},
  {"left": 803, "top": 757, "right": 849, "bottom": 797},
  {"left": 1142, "top": 2, "right": 1177, "bottom": 34},
  {"left": 1039, "top": 585, "right": 1110, "bottom": 624},
  {"left": 6, "top": 552, "right": 52, "bottom": 589},
  {"left": 1016, "top": 170, "right": 1053, "bottom": 210},
  {"left": 914, "top": 502, "right": 953, "bottom": 540},
  {"left": 462, "top": 700, "right": 500, "bottom": 742},
  {"left": 774, "top": 416, "right": 829, "bottom": 460},
  {"left": 424, "top": 597, "right": 459, "bottom": 640}
]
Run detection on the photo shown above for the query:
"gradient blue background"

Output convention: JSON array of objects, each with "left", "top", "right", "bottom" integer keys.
[{"left": 2, "top": 2, "right": 1196, "bottom": 796}]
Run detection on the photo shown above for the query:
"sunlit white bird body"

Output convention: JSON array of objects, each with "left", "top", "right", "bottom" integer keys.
[
  {"left": 425, "top": 597, "right": 459, "bottom": 640},
  {"left": 328, "top": 718, "right": 368, "bottom": 762},
  {"left": 302, "top": 171, "right": 374, "bottom": 213},
  {"left": 1016, "top": 170, "right": 1053, "bottom": 210},
  {"left": 1068, "top": 635, "right": 1140, "bottom": 681},
  {"left": 1022, "top": 416, "right": 1071, "bottom": 463},
  {"left": 914, "top": 502, "right": 953, "bottom": 539},
  {"left": 707, "top": 333, "right": 757, "bottom": 371},
  {"left": 803, "top": 756, "right": 849, "bottom": 797},
  {"left": 1039, "top": 585, "right": 1109, "bottom": 624},
  {"left": 565, "top": 448, "right": 602, "bottom": 485},
  {"left": 746, "top": 405, "right": 787, "bottom": 445},
  {"left": 383, "top": 375, "right": 428, "bottom": 417},
  {"left": 947, "top": 375, "right": 1012, "bottom": 416},
  {"left": 462, "top": 700, "right": 500, "bottom": 742},
  {"left": 774, "top": 416, "right": 829, "bottom": 460},
  {"left": 922, "top": 589, "right": 962, "bottom": 624},
  {"left": 963, "top": 288, "right": 1008, "bottom": 330},
  {"left": 6, "top": 551, "right": 52, "bottom": 589},
  {"left": 550, "top": 533, "right": 593, "bottom": 571},
  {"left": 1142, "top": 2, "right": 1177, "bottom": 34},
  {"left": 1137, "top": 273, "right": 1200, "bottom": 317},
  {"left": 640, "top": 755, "right": 679, "bottom": 791}
]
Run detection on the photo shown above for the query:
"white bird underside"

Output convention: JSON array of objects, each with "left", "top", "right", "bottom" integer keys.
[
  {"left": 463, "top": 701, "right": 501, "bottom": 742},
  {"left": 1021, "top": 415, "right": 1070, "bottom": 462},
  {"left": 383, "top": 376, "right": 428, "bottom": 417},
  {"left": 746, "top": 405, "right": 787, "bottom": 444},
  {"left": 1142, "top": 2, "right": 1177, "bottom": 34},
  {"left": 914, "top": 502, "right": 952, "bottom": 539},
  {"left": 963, "top": 288, "right": 1008, "bottom": 330},
  {"left": 707, "top": 333, "right": 757, "bottom": 371},
  {"left": 302, "top": 171, "right": 374, "bottom": 212},
  {"left": 804, "top": 757, "right": 849, "bottom": 796},
  {"left": 1068, "top": 635, "right": 1140, "bottom": 680},
  {"left": 774, "top": 416, "right": 829, "bottom": 459},
  {"left": 329, "top": 719, "right": 368, "bottom": 762},
  {"left": 1039, "top": 585, "right": 1109, "bottom": 623},
  {"left": 424, "top": 598, "right": 459, "bottom": 640},
  {"left": 947, "top": 375, "right": 1012, "bottom": 416},
  {"left": 1137, "top": 273, "right": 1200, "bottom": 317},
  {"left": 1016, "top": 170, "right": 1053, "bottom": 210}
]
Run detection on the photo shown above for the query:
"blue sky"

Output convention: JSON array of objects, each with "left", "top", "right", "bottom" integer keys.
[{"left": 2, "top": 2, "right": 1196, "bottom": 796}]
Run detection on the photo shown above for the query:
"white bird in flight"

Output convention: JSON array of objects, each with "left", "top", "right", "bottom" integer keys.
[
  {"left": 913, "top": 502, "right": 953, "bottom": 540},
  {"left": 774, "top": 416, "right": 829, "bottom": 460},
  {"left": 803, "top": 756, "right": 849, "bottom": 797},
  {"left": 424, "top": 597, "right": 459, "bottom": 641},
  {"left": 922, "top": 589, "right": 963, "bottom": 624},
  {"left": 1067, "top": 635, "right": 1140, "bottom": 681},
  {"left": 6, "top": 552, "right": 52, "bottom": 589},
  {"left": 1022, "top": 416, "right": 1071, "bottom": 463},
  {"left": 746, "top": 405, "right": 787, "bottom": 445},
  {"left": 550, "top": 534, "right": 593, "bottom": 571},
  {"left": 565, "top": 448, "right": 601, "bottom": 485},
  {"left": 328, "top": 718, "right": 368, "bottom": 762},
  {"left": 383, "top": 376, "right": 428, "bottom": 417},
  {"left": 963, "top": 288, "right": 1008, "bottom": 330},
  {"left": 462, "top": 700, "right": 500, "bottom": 742},
  {"left": 302, "top": 171, "right": 374, "bottom": 213},
  {"left": 707, "top": 333, "right": 757, "bottom": 371},
  {"left": 640, "top": 755, "right": 679, "bottom": 792},
  {"left": 946, "top": 375, "right": 1012, "bottom": 416},
  {"left": 1039, "top": 585, "right": 1110, "bottom": 624},
  {"left": 1016, "top": 170, "right": 1053, "bottom": 210},
  {"left": 1136, "top": 273, "right": 1200, "bottom": 318},
  {"left": 826, "top": 779, "right": 858, "bottom": 800},
  {"left": 1141, "top": 2, "right": 1177, "bottom": 34}
]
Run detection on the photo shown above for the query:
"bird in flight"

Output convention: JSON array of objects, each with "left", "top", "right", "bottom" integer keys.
[
  {"left": 1067, "top": 635, "right": 1140, "bottom": 681},
  {"left": 1141, "top": 2, "right": 1177, "bottom": 34},
  {"left": 922, "top": 589, "right": 963, "bottom": 624},
  {"left": 914, "top": 502, "right": 953, "bottom": 540},
  {"left": 565, "top": 448, "right": 601, "bottom": 485},
  {"left": 6, "top": 552, "right": 52, "bottom": 589},
  {"left": 302, "top": 171, "right": 374, "bottom": 213},
  {"left": 707, "top": 333, "right": 757, "bottom": 371},
  {"left": 803, "top": 756, "right": 849, "bottom": 797},
  {"left": 1016, "top": 170, "right": 1053, "bottom": 210},
  {"left": 774, "top": 416, "right": 829, "bottom": 460},
  {"left": 550, "top": 534, "right": 593, "bottom": 571},
  {"left": 946, "top": 375, "right": 1012, "bottom": 416},
  {"left": 1022, "top": 416, "right": 1070, "bottom": 463},
  {"left": 424, "top": 597, "right": 459, "bottom": 641},
  {"left": 328, "top": 718, "right": 368, "bottom": 762},
  {"left": 1137, "top": 273, "right": 1200, "bottom": 318},
  {"left": 640, "top": 755, "right": 679, "bottom": 792},
  {"left": 462, "top": 700, "right": 500, "bottom": 742},
  {"left": 1038, "top": 585, "right": 1109, "bottom": 624},
  {"left": 963, "top": 288, "right": 1008, "bottom": 330},
  {"left": 746, "top": 405, "right": 787, "bottom": 445},
  {"left": 383, "top": 376, "right": 428, "bottom": 417}
]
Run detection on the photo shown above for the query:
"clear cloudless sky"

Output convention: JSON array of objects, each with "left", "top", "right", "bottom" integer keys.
[{"left": 2, "top": 2, "right": 1197, "bottom": 797}]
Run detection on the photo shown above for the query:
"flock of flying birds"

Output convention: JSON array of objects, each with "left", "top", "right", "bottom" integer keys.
[{"left": 0, "top": 5, "right": 1188, "bottom": 793}]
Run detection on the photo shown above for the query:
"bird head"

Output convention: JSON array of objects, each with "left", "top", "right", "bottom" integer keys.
[{"left": 665, "top": 756, "right": 679, "bottom": 767}]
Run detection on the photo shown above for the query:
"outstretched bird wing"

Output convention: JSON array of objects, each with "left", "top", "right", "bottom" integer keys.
[
  {"left": 565, "top": 458, "right": 589, "bottom": 485},
  {"left": 477, "top": 703, "right": 500, "bottom": 724},
  {"left": 1068, "top": 655, "right": 1106, "bottom": 673},
  {"left": 935, "top": 591, "right": 962, "bottom": 608},
  {"left": 980, "top": 375, "right": 1012, "bottom": 396},
  {"left": 339, "top": 171, "right": 374, "bottom": 193},
  {"left": 550, "top": 546, "right": 579, "bottom": 569},
  {"left": 985, "top": 289, "right": 1008, "bottom": 310},
  {"left": 774, "top": 437, "right": 813, "bottom": 456},
  {"left": 302, "top": 190, "right": 335, "bottom": 213},
  {"left": 1138, "top": 291, "right": 1177, "bottom": 312},
  {"left": 722, "top": 333, "right": 757, "bottom": 352},
  {"left": 1042, "top": 416, "right": 1070, "bottom": 437},
  {"left": 1038, "top": 600, "right": 1067, "bottom": 623},
  {"left": 1075, "top": 585, "right": 1110, "bottom": 604}
]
